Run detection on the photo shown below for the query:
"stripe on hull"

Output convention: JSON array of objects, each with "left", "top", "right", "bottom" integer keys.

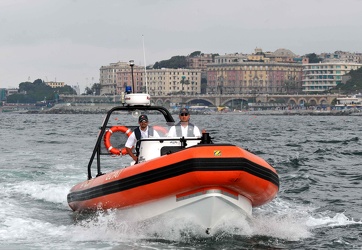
[{"left": 67, "top": 157, "right": 279, "bottom": 203}]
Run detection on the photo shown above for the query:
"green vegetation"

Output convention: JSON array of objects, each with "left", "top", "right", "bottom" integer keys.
[
  {"left": 84, "top": 83, "right": 101, "bottom": 95},
  {"left": 331, "top": 98, "right": 337, "bottom": 105},
  {"left": 189, "top": 51, "right": 201, "bottom": 57},
  {"left": 306, "top": 53, "right": 323, "bottom": 63},
  {"left": 153, "top": 56, "right": 187, "bottom": 69},
  {"left": 332, "top": 67, "right": 362, "bottom": 94},
  {"left": 180, "top": 76, "right": 190, "bottom": 94},
  {"left": 6, "top": 79, "right": 76, "bottom": 103},
  {"left": 211, "top": 53, "right": 219, "bottom": 60}
]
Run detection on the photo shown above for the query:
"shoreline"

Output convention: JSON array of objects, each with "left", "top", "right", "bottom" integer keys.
[
  {"left": 19, "top": 106, "right": 362, "bottom": 116},
  {"left": 2, "top": 103, "right": 361, "bottom": 116},
  {"left": 229, "top": 110, "right": 362, "bottom": 116}
]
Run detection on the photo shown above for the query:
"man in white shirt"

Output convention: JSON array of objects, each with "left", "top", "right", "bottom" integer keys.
[
  {"left": 168, "top": 108, "right": 202, "bottom": 137},
  {"left": 125, "top": 114, "right": 159, "bottom": 162}
]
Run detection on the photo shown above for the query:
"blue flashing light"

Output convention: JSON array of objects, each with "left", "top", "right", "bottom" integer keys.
[{"left": 125, "top": 86, "right": 132, "bottom": 94}]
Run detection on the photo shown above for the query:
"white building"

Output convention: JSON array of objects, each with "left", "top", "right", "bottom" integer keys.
[
  {"left": 146, "top": 68, "right": 201, "bottom": 95},
  {"left": 302, "top": 62, "right": 362, "bottom": 92},
  {"left": 320, "top": 51, "right": 362, "bottom": 64},
  {"left": 335, "top": 94, "right": 362, "bottom": 109},
  {"left": 101, "top": 61, "right": 202, "bottom": 96},
  {"left": 6, "top": 88, "right": 19, "bottom": 95}
]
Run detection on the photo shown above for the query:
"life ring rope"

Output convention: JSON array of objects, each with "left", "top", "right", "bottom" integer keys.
[{"left": 103, "top": 126, "right": 132, "bottom": 155}]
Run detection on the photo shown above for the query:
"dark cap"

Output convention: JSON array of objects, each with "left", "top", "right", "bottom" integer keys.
[
  {"left": 179, "top": 108, "right": 189, "bottom": 114},
  {"left": 138, "top": 114, "right": 148, "bottom": 122}
]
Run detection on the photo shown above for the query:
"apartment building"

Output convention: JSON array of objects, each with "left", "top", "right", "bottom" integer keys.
[
  {"left": 114, "top": 65, "right": 201, "bottom": 95},
  {"left": 320, "top": 51, "right": 362, "bottom": 63},
  {"left": 101, "top": 49, "right": 362, "bottom": 96},
  {"left": 206, "top": 48, "right": 315, "bottom": 94},
  {"left": 146, "top": 68, "right": 201, "bottom": 95},
  {"left": 207, "top": 62, "right": 303, "bottom": 94},
  {"left": 116, "top": 65, "right": 144, "bottom": 94},
  {"left": 214, "top": 53, "right": 248, "bottom": 64},
  {"left": 214, "top": 48, "right": 299, "bottom": 64},
  {"left": 302, "top": 62, "right": 362, "bottom": 92},
  {"left": 100, "top": 62, "right": 130, "bottom": 95},
  {"left": 186, "top": 53, "right": 214, "bottom": 71}
]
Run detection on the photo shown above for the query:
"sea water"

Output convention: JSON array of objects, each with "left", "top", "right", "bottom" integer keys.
[{"left": 0, "top": 113, "right": 361, "bottom": 249}]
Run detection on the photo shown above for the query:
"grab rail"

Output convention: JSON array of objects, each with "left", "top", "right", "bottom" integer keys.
[{"left": 87, "top": 105, "right": 175, "bottom": 179}]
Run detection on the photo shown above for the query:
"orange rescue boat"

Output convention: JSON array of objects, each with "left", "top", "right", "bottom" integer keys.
[{"left": 67, "top": 94, "right": 279, "bottom": 233}]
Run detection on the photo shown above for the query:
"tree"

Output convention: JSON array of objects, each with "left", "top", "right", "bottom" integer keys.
[
  {"left": 91, "top": 83, "right": 101, "bottom": 95},
  {"left": 329, "top": 67, "right": 362, "bottom": 94},
  {"left": 180, "top": 76, "right": 190, "bottom": 94},
  {"left": 82, "top": 84, "right": 101, "bottom": 95},
  {"left": 212, "top": 53, "right": 220, "bottom": 60},
  {"left": 153, "top": 56, "right": 187, "bottom": 69},
  {"left": 306, "top": 53, "right": 323, "bottom": 63},
  {"left": 331, "top": 98, "right": 337, "bottom": 106},
  {"left": 55, "top": 85, "right": 76, "bottom": 95},
  {"left": 84, "top": 87, "right": 94, "bottom": 95},
  {"left": 189, "top": 51, "right": 201, "bottom": 57},
  {"left": 7, "top": 79, "right": 76, "bottom": 103}
]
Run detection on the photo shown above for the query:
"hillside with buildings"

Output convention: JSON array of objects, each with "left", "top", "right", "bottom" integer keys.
[
  {"left": 99, "top": 48, "right": 362, "bottom": 97},
  {"left": 2, "top": 48, "right": 362, "bottom": 106}
]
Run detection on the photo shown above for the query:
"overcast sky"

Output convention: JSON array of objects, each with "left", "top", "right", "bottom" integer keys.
[{"left": 1, "top": 0, "right": 362, "bottom": 92}]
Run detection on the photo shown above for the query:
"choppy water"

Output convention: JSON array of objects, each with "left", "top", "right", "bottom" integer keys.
[{"left": 0, "top": 113, "right": 361, "bottom": 249}]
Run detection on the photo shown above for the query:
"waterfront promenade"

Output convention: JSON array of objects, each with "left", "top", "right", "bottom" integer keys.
[
  {"left": 24, "top": 102, "right": 360, "bottom": 116},
  {"left": 59, "top": 93, "right": 340, "bottom": 107}
]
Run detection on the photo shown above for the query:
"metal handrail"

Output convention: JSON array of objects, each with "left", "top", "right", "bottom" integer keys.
[{"left": 87, "top": 105, "right": 175, "bottom": 179}]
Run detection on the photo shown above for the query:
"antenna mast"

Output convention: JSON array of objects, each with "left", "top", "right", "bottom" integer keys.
[{"left": 142, "top": 35, "right": 148, "bottom": 94}]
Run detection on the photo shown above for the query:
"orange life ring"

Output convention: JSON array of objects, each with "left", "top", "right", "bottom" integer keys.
[{"left": 104, "top": 126, "right": 132, "bottom": 155}]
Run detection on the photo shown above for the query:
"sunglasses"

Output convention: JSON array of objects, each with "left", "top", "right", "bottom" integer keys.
[
  {"left": 139, "top": 120, "right": 148, "bottom": 123},
  {"left": 180, "top": 113, "right": 189, "bottom": 116}
]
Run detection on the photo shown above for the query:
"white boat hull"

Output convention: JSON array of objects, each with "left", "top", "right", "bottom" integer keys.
[{"left": 116, "top": 188, "right": 252, "bottom": 231}]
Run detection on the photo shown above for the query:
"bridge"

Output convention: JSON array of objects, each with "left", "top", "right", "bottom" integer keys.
[{"left": 60, "top": 93, "right": 340, "bottom": 108}]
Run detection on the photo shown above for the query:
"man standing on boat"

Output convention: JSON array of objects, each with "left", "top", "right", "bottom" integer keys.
[
  {"left": 125, "top": 114, "right": 159, "bottom": 162},
  {"left": 168, "top": 108, "right": 202, "bottom": 137}
]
